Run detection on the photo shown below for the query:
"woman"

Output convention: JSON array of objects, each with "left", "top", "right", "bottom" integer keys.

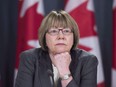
[{"left": 15, "top": 10, "right": 98, "bottom": 87}]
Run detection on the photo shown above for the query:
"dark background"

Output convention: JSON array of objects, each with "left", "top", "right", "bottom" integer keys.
[{"left": 0, "top": 0, "right": 113, "bottom": 87}]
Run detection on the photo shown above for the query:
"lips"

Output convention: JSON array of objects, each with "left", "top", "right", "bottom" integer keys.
[{"left": 55, "top": 43, "right": 66, "bottom": 45}]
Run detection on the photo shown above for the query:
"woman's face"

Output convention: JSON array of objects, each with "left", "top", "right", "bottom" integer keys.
[{"left": 45, "top": 27, "right": 74, "bottom": 54}]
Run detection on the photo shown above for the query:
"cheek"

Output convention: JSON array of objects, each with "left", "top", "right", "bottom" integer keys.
[
  {"left": 68, "top": 35, "right": 74, "bottom": 46},
  {"left": 46, "top": 36, "right": 50, "bottom": 46},
  {"left": 45, "top": 34, "right": 54, "bottom": 47}
]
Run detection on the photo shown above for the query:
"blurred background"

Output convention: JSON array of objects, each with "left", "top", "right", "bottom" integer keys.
[{"left": 0, "top": 0, "right": 115, "bottom": 87}]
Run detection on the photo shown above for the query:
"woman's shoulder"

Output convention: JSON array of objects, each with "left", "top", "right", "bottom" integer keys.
[
  {"left": 73, "top": 49, "right": 98, "bottom": 79},
  {"left": 73, "top": 48, "right": 98, "bottom": 70},
  {"left": 73, "top": 48, "right": 98, "bottom": 62},
  {"left": 19, "top": 48, "right": 43, "bottom": 61},
  {"left": 21, "top": 47, "right": 41, "bottom": 54}
]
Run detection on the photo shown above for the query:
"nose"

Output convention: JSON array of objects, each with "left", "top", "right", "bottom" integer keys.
[{"left": 57, "top": 30, "right": 65, "bottom": 39}]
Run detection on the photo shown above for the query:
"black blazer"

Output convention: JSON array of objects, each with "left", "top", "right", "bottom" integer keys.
[{"left": 15, "top": 48, "right": 98, "bottom": 87}]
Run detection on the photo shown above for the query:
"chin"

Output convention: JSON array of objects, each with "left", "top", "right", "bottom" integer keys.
[{"left": 54, "top": 49, "right": 70, "bottom": 54}]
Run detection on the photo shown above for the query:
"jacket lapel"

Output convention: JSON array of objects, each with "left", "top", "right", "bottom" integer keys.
[{"left": 38, "top": 50, "right": 54, "bottom": 87}]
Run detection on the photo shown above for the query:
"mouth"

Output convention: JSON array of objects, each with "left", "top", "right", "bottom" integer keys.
[{"left": 55, "top": 43, "right": 66, "bottom": 45}]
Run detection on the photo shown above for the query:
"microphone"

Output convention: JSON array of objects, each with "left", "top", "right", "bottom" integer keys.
[{"left": 47, "top": 69, "right": 54, "bottom": 87}]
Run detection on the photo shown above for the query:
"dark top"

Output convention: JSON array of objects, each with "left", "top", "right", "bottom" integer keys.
[{"left": 15, "top": 48, "right": 98, "bottom": 87}]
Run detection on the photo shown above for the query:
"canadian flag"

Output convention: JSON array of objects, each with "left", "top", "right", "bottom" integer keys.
[
  {"left": 14, "top": 0, "right": 44, "bottom": 81},
  {"left": 65, "top": 0, "right": 105, "bottom": 87},
  {"left": 112, "top": 0, "right": 116, "bottom": 87}
]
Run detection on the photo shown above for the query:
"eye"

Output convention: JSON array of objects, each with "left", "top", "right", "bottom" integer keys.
[
  {"left": 63, "top": 29, "right": 71, "bottom": 33},
  {"left": 48, "top": 29, "right": 58, "bottom": 34},
  {"left": 50, "top": 29, "right": 58, "bottom": 33}
]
